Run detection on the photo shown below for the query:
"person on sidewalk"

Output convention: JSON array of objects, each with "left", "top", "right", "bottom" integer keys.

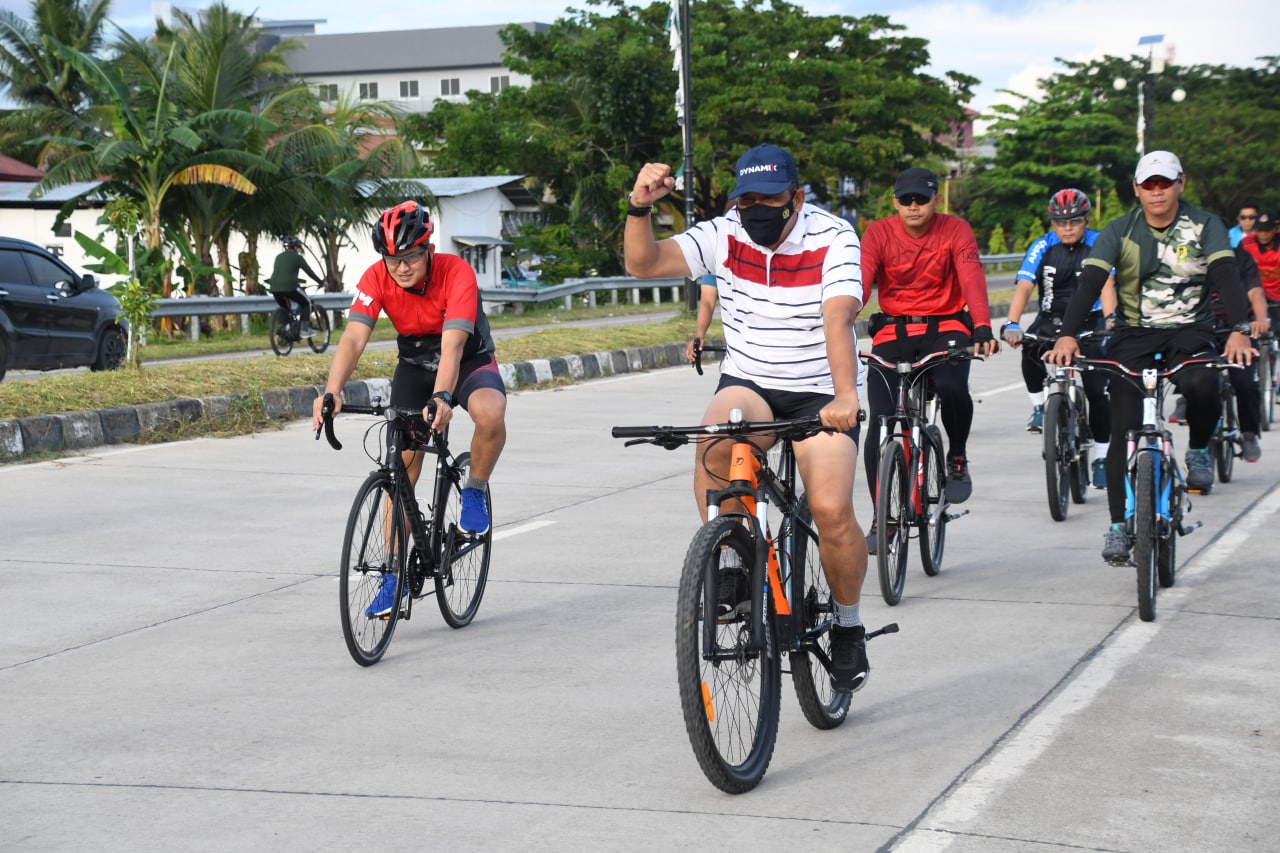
[
  {"left": 312, "top": 201, "right": 507, "bottom": 616},
  {"left": 623, "top": 143, "right": 871, "bottom": 695}
]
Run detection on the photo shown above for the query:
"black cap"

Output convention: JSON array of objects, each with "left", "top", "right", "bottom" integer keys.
[
  {"left": 894, "top": 167, "right": 939, "bottom": 199},
  {"left": 1257, "top": 209, "right": 1278, "bottom": 230}
]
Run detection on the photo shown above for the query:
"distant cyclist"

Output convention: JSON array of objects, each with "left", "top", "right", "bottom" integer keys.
[
  {"left": 312, "top": 201, "right": 508, "bottom": 615},
  {"left": 266, "top": 236, "right": 323, "bottom": 336},
  {"left": 1003, "top": 188, "right": 1116, "bottom": 488}
]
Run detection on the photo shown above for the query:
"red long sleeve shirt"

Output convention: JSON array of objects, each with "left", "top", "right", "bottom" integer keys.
[{"left": 859, "top": 212, "right": 992, "bottom": 345}]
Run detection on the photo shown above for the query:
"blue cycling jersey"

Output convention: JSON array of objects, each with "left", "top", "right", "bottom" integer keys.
[{"left": 1016, "top": 229, "right": 1103, "bottom": 316}]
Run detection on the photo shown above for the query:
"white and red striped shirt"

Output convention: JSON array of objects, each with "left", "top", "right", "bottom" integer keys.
[{"left": 674, "top": 204, "right": 863, "bottom": 394}]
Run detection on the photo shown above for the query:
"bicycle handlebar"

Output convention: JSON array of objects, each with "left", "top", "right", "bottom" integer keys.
[
  {"left": 691, "top": 338, "right": 726, "bottom": 376},
  {"left": 612, "top": 414, "right": 834, "bottom": 450},
  {"left": 860, "top": 346, "right": 979, "bottom": 376},
  {"left": 316, "top": 393, "right": 442, "bottom": 452}
]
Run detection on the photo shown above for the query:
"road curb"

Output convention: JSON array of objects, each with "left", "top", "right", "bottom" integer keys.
[{"left": 0, "top": 343, "right": 693, "bottom": 461}]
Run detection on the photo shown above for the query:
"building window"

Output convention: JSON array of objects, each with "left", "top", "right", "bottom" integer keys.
[
  {"left": 399, "top": 80, "right": 418, "bottom": 98},
  {"left": 490, "top": 75, "right": 510, "bottom": 93},
  {"left": 316, "top": 84, "right": 338, "bottom": 101},
  {"left": 441, "top": 78, "right": 460, "bottom": 96},
  {"left": 359, "top": 82, "right": 378, "bottom": 99}
]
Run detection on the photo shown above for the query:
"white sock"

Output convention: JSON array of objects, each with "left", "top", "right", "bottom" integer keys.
[
  {"left": 834, "top": 600, "right": 862, "bottom": 628},
  {"left": 463, "top": 474, "right": 487, "bottom": 491},
  {"left": 1094, "top": 441, "right": 1109, "bottom": 459},
  {"left": 1029, "top": 391, "right": 1044, "bottom": 407}
]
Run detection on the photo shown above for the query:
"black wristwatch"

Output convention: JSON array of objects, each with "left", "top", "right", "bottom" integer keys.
[
  {"left": 1230, "top": 322, "right": 1252, "bottom": 335},
  {"left": 626, "top": 194, "right": 652, "bottom": 217},
  {"left": 432, "top": 390, "right": 454, "bottom": 407}
]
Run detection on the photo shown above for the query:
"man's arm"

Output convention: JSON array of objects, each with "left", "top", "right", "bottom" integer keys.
[
  {"left": 624, "top": 162, "right": 692, "bottom": 279},
  {"left": 300, "top": 258, "right": 323, "bottom": 285},
  {"left": 427, "top": 329, "right": 469, "bottom": 433},
  {"left": 952, "top": 221, "right": 999, "bottom": 355},
  {"left": 686, "top": 281, "right": 718, "bottom": 363},
  {"left": 311, "top": 320, "right": 372, "bottom": 429},
  {"left": 820, "top": 294, "right": 861, "bottom": 432}
]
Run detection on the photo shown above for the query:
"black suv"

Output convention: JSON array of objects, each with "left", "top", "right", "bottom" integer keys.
[{"left": 0, "top": 236, "right": 127, "bottom": 381}]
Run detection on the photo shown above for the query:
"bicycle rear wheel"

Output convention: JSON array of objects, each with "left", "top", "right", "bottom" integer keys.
[
  {"left": 1043, "top": 395, "right": 1070, "bottom": 521},
  {"left": 1260, "top": 342, "right": 1274, "bottom": 431},
  {"left": 676, "top": 517, "right": 781, "bottom": 794},
  {"left": 1215, "top": 384, "right": 1236, "bottom": 483},
  {"left": 876, "top": 441, "right": 909, "bottom": 605},
  {"left": 788, "top": 496, "right": 851, "bottom": 730},
  {"left": 1133, "top": 453, "right": 1158, "bottom": 622},
  {"left": 269, "top": 308, "right": 293, "bottom": 356},
  {"left": 339, "top": 472, "right": 406, "bottom": 665},
  {"left": 307, "top": 304, "right": 332, "bottom": 354},
  {"left": 1158, "top": 482, "right": 1180, "bottom": 589},
  {"left": 435, "top": 452, "right": 491, "bottom": 628},
  {"left": 919, "top": 425, "right": 947, "bottom": 576}
]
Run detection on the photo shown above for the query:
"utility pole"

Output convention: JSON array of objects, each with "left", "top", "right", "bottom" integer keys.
[{"left": 679, "top": 0, "right": 697, "bottom": 311}]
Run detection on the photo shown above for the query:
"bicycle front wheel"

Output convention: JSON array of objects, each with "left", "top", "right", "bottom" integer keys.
[
  {"left": 1069, "top": 394, "right": 1090, "bottom": 505},
  {"left": 1043, "top": 395, "right": 1070, "bottom": 521},
  {"left": 876, "top": 441, "right": 910, "bottom": 605},
  {"left": 1260, "top": 343, "right": 1274, "bottom": 431},
  {"left": 676, "top": 517, "right": 781, "bottom": 794},
  {"left": 307, "top": 304, "right": 332, "bottom": 354},
  {"left": 435, "top": 452, "right": 491, "bottom": 628},
  {"left": 919, "top": 425, "right": 947, "bottom": 576},
  {"left": 1133, "top": 453, "right": 1158, "bottom": 622},
  {"left": 269, "top": 308, "right": 293, "bottom": 356},
  {"left": 1158, "top": 482, "right": 1180, "bottom": 589},
  {"left": 789, "top": 496, "right": 851, "bottom": 730},
  {"left": 339, "top": 472, "right": 407, "bottom": 665},
  {"left": 1216, "top": 385, "right": 1236, "bottom": 483}
]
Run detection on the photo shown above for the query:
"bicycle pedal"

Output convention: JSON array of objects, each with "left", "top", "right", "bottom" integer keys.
[
  {"left": 1177, "top": 520, "right": 1203, "bottom": 537},
  {"left": 1187, "top": 486, "right": 1211, "bottom": 495},
  {"left": 865, "top": 622, "right": 900, "bottom": 641},
  {"left": 945, "top": 509, "right": 970, "bottom": 522}
]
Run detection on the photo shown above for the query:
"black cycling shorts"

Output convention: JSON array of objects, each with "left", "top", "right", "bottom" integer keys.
[
  {"left": 715, "top": 374, "right": 860, "bottom": 446},
  {"left": 390, "top": 352, "right": 506, "bottom": 412}
]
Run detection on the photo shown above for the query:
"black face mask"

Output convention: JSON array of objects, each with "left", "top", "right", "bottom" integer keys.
[{"left": 738, "top": 195, "right": 796, "bottom": 247}]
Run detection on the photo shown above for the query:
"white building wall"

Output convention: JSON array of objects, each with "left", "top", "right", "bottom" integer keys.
[{"left": 313, "top": 69, "right": 531, "bottom": 113}]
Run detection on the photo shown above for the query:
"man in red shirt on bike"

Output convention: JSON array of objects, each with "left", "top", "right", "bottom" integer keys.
[
  {"left": 859, "top": 167, "right": 1000, "bottom": 550},
  {"left": 311, "top": 201, "right": 508, "bottom": 614}
]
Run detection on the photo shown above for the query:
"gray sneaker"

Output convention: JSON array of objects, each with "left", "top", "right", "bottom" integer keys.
[
  {"left": 1185, "top": 448, "right": 1214, "bottom": 492},
  {"left": 1242, "top": 433, "right": 1262, "bottom": 463},
  {"left": 1102, "top": 526, "right": 1131, "bottom": 564}
]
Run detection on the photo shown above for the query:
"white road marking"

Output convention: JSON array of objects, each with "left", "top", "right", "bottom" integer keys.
[
  {"left": 891, "top": 487, "right": 1280, "bottom": 852},
  {"left": 493, "top": 519, "right": 557, "bottom": 540}
]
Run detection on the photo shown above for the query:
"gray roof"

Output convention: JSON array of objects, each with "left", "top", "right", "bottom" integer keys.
[
  {"left": 0, "top": 182, "right": 107, "bottom": 207},
  {"left": 286, "top": 23, "right": 548, "bottom": 76}
]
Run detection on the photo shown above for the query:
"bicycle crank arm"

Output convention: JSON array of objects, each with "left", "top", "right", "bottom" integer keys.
[{"left": 865, "top": 622, "right": 900, "bottom": 641}]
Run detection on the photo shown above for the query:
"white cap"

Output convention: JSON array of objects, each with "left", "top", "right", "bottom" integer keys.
[{"left": 1135, "top": 150, "right": 1183, "bottom": 183}]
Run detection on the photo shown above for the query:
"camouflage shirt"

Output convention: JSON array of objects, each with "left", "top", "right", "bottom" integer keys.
[{"left": 1083, "top": 201, "right": 1233, "bottom": 329}]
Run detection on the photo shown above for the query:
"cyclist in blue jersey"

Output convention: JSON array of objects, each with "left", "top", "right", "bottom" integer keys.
[{"left": 1003, "top": 189, "right": 1116, "bottom": 487}]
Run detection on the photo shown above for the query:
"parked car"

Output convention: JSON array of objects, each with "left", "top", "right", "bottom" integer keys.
[{"left": 0, "top": 236, "right": 127, "bottom": 381}]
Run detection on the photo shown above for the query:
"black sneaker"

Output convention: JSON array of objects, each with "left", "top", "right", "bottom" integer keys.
[
  {"left": 717, "top": 565, "right": 750, "bottom": 616},
  {"left": 945, "top": 455, "right": 972, "bottom": 504},
  {"left": 1102, "top": 526, "right": 1132, "bottom": 564},
  {"left": 1185, "top": 448, "right": 1214, "bottom": 492},
  {"left": 829, "top": 624, "right": 869, "bottom": 694},
  {"left": 866, "top": 522, "right": 877, "bottom": 555}
]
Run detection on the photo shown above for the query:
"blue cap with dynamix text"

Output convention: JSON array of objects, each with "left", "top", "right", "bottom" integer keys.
[{"left": 728, "top": 144, "right": 798, "bottom": 200}]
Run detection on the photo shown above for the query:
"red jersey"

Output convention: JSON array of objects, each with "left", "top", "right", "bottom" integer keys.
[
  {"left": 1240, "top": 233, "right": 1280, "bottom": 301},
  {"left": 349, "top": 253, "right": 494, "bottom": 365},
  {"left": 859, "top": 212, "right": 992, "bottom": 345}
]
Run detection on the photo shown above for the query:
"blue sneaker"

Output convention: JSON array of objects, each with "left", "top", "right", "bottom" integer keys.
[
  {"left": 459, "top": 487, "right": 490, "bottom": 534},
  {"left": 364, "top": 571, "right": 405, "bottom": 618},
  {"left": 1092, "top": 458, "right": 1107, "bottom": 489},
  {"left": 1026, "top": 405, "right": 1044, "bottom": 433}
]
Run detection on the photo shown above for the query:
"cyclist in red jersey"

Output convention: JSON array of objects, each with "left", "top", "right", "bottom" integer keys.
[
  {"left": 859, "top": 167, "right": 1000, "bottom": 550},
  {"left": 1240, "top": 209, "right": 1280, "bottom": 324},
  {"left": 312, "top": 201, "right": 507, "bottom": 551}
]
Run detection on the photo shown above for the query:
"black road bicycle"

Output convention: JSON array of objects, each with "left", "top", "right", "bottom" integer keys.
[
  {"left": 318, "top": 394, "right": 491, "bottom": 665},
  {"left": 614, "top": 407, "right": 896, "bottom": 793},
  {"left": 1023, "top": 331, "right": 1096, "bottom": 521}
]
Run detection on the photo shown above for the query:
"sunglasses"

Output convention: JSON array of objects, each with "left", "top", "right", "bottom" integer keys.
[
  {"left": 382, "top": 248, "right": 427, "bottom": 268},
  {"left": 1052, "top": 216, "right": 1088, "bottom": 227},
  {"left": 896, "top": 193, "right": 933, "bottom": 207},
  {"left": 1137, "top": 177, "right": 1177, "bottom": 191},
  {"left": 1239, "top": 214, "right": 1258, "bottom": 221}
]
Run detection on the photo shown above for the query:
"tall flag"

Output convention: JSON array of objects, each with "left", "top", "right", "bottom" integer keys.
[{"left": 668, "top": 0, "right": 684, "bottom": 123}]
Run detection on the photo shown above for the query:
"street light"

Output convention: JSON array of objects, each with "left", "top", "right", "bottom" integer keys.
[{"left": 1113, "top": 35, "right": 1186, "bottom": 156}]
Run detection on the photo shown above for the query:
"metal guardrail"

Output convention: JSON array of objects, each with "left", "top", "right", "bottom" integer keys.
[{"left": 151, "top": 255, "right": 1025, "bottom": 340}]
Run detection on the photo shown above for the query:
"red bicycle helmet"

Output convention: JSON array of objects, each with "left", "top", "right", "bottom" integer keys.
[
  {"left": 1048, "top": 188, "right": 1091, "bottom": 221},
  {"left": 373, "top": 201, "right": 433, "bottom": 255}
]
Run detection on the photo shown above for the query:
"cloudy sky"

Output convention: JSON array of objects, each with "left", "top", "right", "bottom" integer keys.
[{"left": 1, "top": 0, "right": 1275, "bottom": 117}]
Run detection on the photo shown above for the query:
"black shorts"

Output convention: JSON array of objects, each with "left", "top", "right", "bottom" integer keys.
[
  {"left": 715, "top": 374, "right": 861, "bottom": 446},
  {"left": 390, "top": 352, "right": 506, "bottom": 412},
  {"left": 1105, "top": 326, "right": 1217, "bottom": 369}
]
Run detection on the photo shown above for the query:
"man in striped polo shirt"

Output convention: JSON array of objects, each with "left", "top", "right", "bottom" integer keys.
[{"left": 624, "top": 143, "right": 871, "bottom": 694}]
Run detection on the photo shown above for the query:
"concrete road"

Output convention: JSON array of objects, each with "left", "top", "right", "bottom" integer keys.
[{"left": 2, "top": 346, "right": 1277, "bottom": 851}]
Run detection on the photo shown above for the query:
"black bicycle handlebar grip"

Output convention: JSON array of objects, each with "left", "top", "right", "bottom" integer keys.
[
  {"left": 692, "top": 337, "right": 703, "bottom": 375},
  {"left": 612, "top": 426, "right": 661, "bottom": 439},
  {"left": 320, "top": 392, "right": 342, "bottom": 450}
]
